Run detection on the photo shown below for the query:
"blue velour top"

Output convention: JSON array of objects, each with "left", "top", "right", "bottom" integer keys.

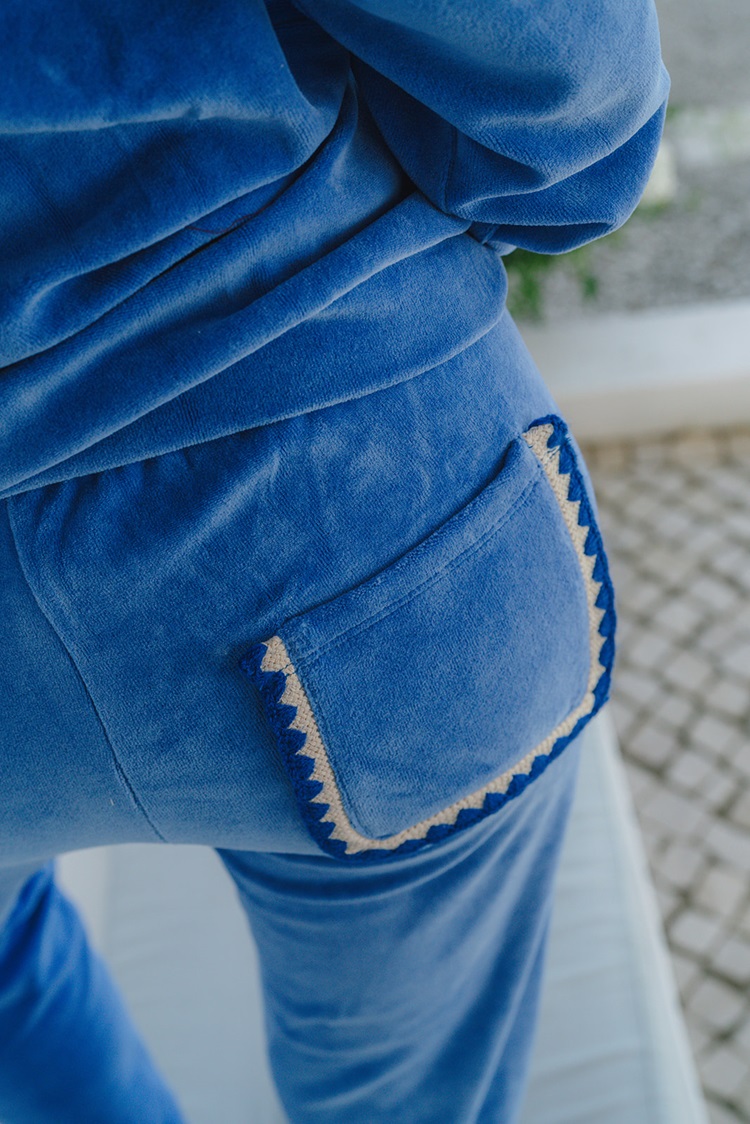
[{"left": 1, "top": 0, "right": 669, "bottom": 498}]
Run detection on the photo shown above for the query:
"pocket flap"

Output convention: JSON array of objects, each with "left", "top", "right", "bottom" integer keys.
[{"left": 241, "top": 415, "right": 615, "bottom": 861}]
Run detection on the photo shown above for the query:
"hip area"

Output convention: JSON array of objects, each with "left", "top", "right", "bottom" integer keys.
[
  {"left": 9, "top": 313, "right": 565, "bottom": 657},
  {"left": 5, "top": 314, "right": 608, "bottom": 855}
]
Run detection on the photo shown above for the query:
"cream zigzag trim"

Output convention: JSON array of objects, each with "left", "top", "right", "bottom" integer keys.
[{"left": 259, "top": 421, "right": 607, "bottom": 854}]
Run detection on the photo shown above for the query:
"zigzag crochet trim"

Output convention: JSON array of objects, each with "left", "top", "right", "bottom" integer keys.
[{"left": 240, "top": 415, "right": 616, "bottom": 861}]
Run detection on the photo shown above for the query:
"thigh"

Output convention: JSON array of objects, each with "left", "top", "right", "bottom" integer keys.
[{"left": 218, "top": 739, "right": 583, "bottom": 1124}]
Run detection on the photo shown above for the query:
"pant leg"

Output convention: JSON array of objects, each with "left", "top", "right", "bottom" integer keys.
[
  {"left": 218, "top": 738, "right": 582, "bottom": 1124},
  {"left": 0, "top": 861, "right": 187, "bottom": 1124},
  {"left": 0, "top": 504, "right": 187, "bottom": 1123}
]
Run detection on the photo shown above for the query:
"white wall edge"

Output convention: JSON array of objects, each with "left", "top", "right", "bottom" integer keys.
[{"left": 518, "top": 299, "right": 750, "bottom": 441}]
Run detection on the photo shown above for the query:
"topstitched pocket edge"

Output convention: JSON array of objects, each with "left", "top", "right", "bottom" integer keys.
[{"left": 240, "top": 413, "right": 615, "bottom": 862}]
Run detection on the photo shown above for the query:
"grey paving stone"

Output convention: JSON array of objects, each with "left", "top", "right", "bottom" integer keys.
[
  {"left": 734, "top": 1012, "right": 750, "bottom": 1053},
  {"left": 606, "top": 557, "right": 635, "bottom": 595},
  {"left": 670, "top": 432, "right": 723, "bottom": 466},
  {"left": 608, "top": 695, "right": 640, "bottom": 741},
  {"left": 632, "top": 440, "right": 668, "bottom": 469},
  {"left": 672, "top": 949, "right": 703, "bottom": 1000},
  {"left": 641, "top": 782, "right": 710, "bottom": 839},
  {"left": 701, "top": 770, "right": 739, "bottom": 814},
  {"left": 652, "top": 597, "right": 705, "bottom": 640},
  {"left": 730, "top": 603, "right": 750, "bottom": 635},
  {"left": 699, "top": 1042, "right": 749, "bottom": 1101},
  {"left": 709, "top": 468, "right": 750, "bottom": 505},
  {"left": 697, "top": 620, "right": 743, "bottom": 658},
  {"left": 623, "top": 758, "right": 660, "bottom": 803},
  {"left": 692, "top": 575, "right": 742, "bottom": 613},
  {"left": 726, "top": 431, "right": 750, "bottom": 461},
  {"left": 690, "top": 526, "right": 729, "bottom": 560},
  {"left": 651, "top": 691, "right": 695, "bottom": 730},
  {"left": 689, "top": 713, "right": 742, "bottom": 759},
  {"left": 627, "top": 491, "right": 664, "bottom": 523},
  {"left": 654, "top": 467, "right": 691, "bottom": 496},
  {"left": 689, "top": 977, "right": 746, "bottom": 1035},
  {"left": 658, "top": 508, "right": 700, "bottom": 541},
  {"left": 707, "top": 1098, "right": 744, "bottom": 1124},
  {"left": 663, "top": 649, "right": 715, "bottom": 693},
  {"left": 627, "top": 723, "right": 677, "bottom": 770},
  {"left": 712, "top": 933, "right": 750, "bottom": 987},
  {"left": 695, "top": 864, "right": 748, "bottom": 917},
  {"left": 668, "top": 748, "right": 715, "bottom": 793},
  {"left": 708, "top": 677, "right": 750, "bottom": 720},
  {"left": 705, "top": 821, "right": 750, "bottom": 873},
  {"left": 721, "top": 641, "right": 750, "bottom": 680},
  {"left": 725, "top": 511, "right": 750, "bottom": 543},
  {"left": 623, "top": 575, "right": 669, "bottom": 613},
  {"left": 658, "top": 840, "right": 706, "bottom": 892},
  {"left": 710, "top": 543, "right": 750, "bottom": 581},
  {"left": 642, "top": 544, "right": 698, "bottom": 586},
  {"left": 655, "top": 881, "right": 682, "bottom": 923},
  {"left": 628, "top": 630, "right": 676, "bottom": 671},
  {"left": 585, "top": 447, "right": 630, "bottom": 476},
  {"left": 732, "top": 564, "right": 750, "bottom": 597},
  {"left": 710, "top": 478, "right": 750, "bottom": 510},
  {"left": 638, "top": 817, "right": 671, "bottom": 854},
  {"left": 613, "top": 666, "right": 663, "bottom": 708},
  {"left": 687, "top": 1018, "right": 713, "bottom": 1061},
  {"left": 731, "top": 1076, "right": 750, "bottom": 1120},
  {"left": 738, "top": 903, "right": 750, "bottom": 942},
  {"left": 611, "top": 613, "right": 636, "bottom": 646},
  {"left": 606, "top": 522, "right": 649, "bottom": 556},
  {"left": 685, "top": 487, "right": 726, "bottom": 519},
  {"left": 671, "top": 908, "right": 725, "bottom": 958},
  {"left": 729, "top": 790, "right": 750, "bottom": 832},
  {"left": 729, "top": 743, "right": 750, "bottom": 784}
]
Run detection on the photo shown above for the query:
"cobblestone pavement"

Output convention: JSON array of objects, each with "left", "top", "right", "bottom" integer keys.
[{"left": 580, "top": 425, "right": 750, "bottom": 1124}]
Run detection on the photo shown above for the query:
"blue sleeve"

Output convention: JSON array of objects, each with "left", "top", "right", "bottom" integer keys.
[{"left": 293, "top": 0, "right": 670, "bottom": 253}]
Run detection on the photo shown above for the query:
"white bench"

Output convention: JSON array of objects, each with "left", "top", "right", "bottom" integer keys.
[{"left": 57, "top": 707, "right": 708, "bottom": 1124}]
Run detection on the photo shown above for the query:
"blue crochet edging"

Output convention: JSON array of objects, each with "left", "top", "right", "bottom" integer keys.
[{"left": 240, "top": 414, "right": 616, "bottom": 862}]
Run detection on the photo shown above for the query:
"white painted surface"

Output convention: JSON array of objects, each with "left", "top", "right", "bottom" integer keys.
[
  {"left": 520, "top": 299, "right": 750, "bottom": 439},
  {"left": 669, "top": 103, "right": 750, "bottom": 170},
  {"left": 520, "top": 709, "right": 709, "bottom": 1124}
]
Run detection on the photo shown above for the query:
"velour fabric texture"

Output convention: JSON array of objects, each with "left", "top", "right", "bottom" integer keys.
[
  {"left": 242, "top": 415, "right": 615, "bottom": 858},
  {"left": 220, "top": 741, "right": 582, "bottom": 1124},
  {"left": 1, "top": 0, "right": 668, "bottom": 497},
  {"left": 1, "top": 0, "right": 668, "bottom": 1120},
  {"left": 0, "top": 863, "right": 185, "bottom": 1123},
  {"left": 1, "top": 320, "right": 604, "bottom": 1123},
  {"left": 6, "top": 318, "right": 587, "bottom": 856}
]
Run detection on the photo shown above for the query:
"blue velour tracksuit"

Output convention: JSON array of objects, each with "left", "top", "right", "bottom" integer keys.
[{"left": 0, "top": 1, "right": 668, "bottom": 1120}]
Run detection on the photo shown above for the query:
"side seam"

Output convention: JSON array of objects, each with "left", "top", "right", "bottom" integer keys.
[{"left": 4, "top": 500, "right": 167, "bottom": 843}]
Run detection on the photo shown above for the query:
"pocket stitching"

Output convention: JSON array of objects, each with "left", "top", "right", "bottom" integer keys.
[{"left": 241, "top": 414, "right": 615, "bottom": 861}]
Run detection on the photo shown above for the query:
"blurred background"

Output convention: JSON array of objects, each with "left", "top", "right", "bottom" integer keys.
[
  {"left": 507, "top": 0, "right": 750, "bottom": 323},
  {"left": 509, "top": 3, "right": 750, "bottom": 1120}
]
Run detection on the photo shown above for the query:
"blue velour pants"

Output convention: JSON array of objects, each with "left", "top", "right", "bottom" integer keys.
[{"left": 0, "top": 315, "right": 607, "bottom": 1122}]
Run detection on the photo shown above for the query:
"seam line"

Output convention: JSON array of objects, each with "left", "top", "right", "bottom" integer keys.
[{"left": 4, "top": 500, "right": 167, "bottom": 843}]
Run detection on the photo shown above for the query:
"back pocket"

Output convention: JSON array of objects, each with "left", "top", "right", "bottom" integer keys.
[{"left": 241, "top": 414, "right": 615, "bottom": 861}]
